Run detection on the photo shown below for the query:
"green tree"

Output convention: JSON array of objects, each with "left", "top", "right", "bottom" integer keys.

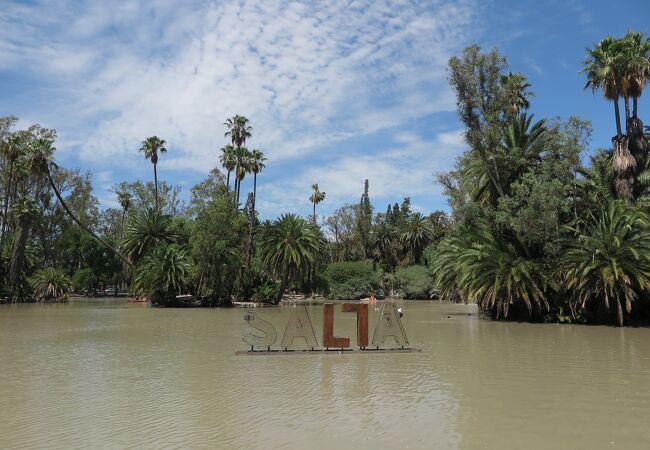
[
  {"left": 139, "top": 136, "right": 167, "bottom": 210},
  {"left": 259, "top": 213, "right": 325, "bottom": 303},
  {"left": 117, "top": 190, "right": 132, "bottom": 239},
  {"left": 32, "top": 267, "right": 70, "bottom": 302},
  {"left": 357, "top": 179, "right": 372, "bottom": 257},
  {"left": 122, "top": 208, "right": 180, "bottom": 264},
  {"left": 561, "top": 200, "right": 650, "bottom": 326},
  {"left": 133, "top": 244, "right": 191, "bottom": 306},
  {"left": 219, "top": 144, "right": 236, "bottom": 192},
  {"left": 400, "top": 213, "right": 433, "bottom": 264}
]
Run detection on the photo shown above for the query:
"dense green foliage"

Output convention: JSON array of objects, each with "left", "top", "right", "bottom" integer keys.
[
  {"left": 431, "top": 34, "right": 650, "bottom": 325},
  {"left": 324, "top": 261, "right": 380, "bottom": 300},
  {"left": 394, "top": 265, "right": 435, "bottom": 299}
]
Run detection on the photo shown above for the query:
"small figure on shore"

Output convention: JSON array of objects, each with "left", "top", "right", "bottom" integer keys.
[{"left": 398, "top": 307, "right": 403, "bottom": 318}]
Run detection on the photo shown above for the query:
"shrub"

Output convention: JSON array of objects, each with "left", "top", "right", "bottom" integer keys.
[
  {"left": 394, "top": 265, "right": 435, "bottom": 299},
  {"left": 324, "top": 260, "right": 380, "bottom": 300}
]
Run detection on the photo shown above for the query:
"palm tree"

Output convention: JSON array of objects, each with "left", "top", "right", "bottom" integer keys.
[
  {"left": 431, "top": 225, "right": 550, "bottom": 318},
  {"left": 561, "top": 200, "right": 650, "bottom": 326},
  {"left": 224, "top": 115, "right": 252, "bottom": 148},
  {"left": 8, "top": 196, "right": 37, "bottom": 298},
  {"left": 619, "top": 32, "right": 650, "bottom": 121},
  {"left": 400, "top": 213, "right": 433, "bottom": 264},
  {"left": 309, "top": 183, "right": 326, "bottom": 224},
  {"left": 500, "top": 72, "right": 533, "bottom": 116},
  {"left": 0, "top": 134, "right": 21, "bottom": 249},
  {"left": 31, "top": 138, "right": 133, "bottom": 269},
  {"left": 582, "top": 35, "right": 626, "bottom": 136},
  {"left": 117, "top": 190, "right": 132, "bottom": 239},
  {"left": 139, "top": 136, "right": 167, "bottom": 210},
  {"left": 122, "top": 208, "right": 180, "bottom": 264},
  {"left": 33, "top": 268, "right": 71, "bottom": 303},
  {"left": 232, "top": 146, "right": 252, "bottom": 205},
  {"left": 219, "top": 145, "right": 236, "bottom": 191},
  {"left": 132, "top": 244, "right": 191, "bottom": 306},
  {"left": 245, "top": 149, "right": 267, "bottom": 267},
  {"left": 370, "top": 222, "right": 397, "bottom": 268},
  {"left": 259, "top": 214, "right": 325, "bottom": 303}
]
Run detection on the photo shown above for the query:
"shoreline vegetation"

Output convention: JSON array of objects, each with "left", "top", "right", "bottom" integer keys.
[{"left": 1, "top": 33, "right": 650, "bottom": 326}]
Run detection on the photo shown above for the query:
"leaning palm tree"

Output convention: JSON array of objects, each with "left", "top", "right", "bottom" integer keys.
[
  {"left": 139, "top": 136, "right": 167, "bottom": 210},
  {"left": 259, "top": 214, "right": 325, "bottom": 303},
  {"left": 309, "top": 183, "right": 326, "bottom": 224},
  {"left": 561, "top": 200, "right": 650, "bottom": 326},
  {"left": 219, "top": 144, "right": 236, "bottom": 191},
  {"left": 400, "top": 213, "right": 433, "bottom": 264},
  {"left": 29, "top": 138, "right": 133, "bottom": 269}
]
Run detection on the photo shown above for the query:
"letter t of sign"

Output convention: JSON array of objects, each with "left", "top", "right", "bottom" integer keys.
[
  {"left": 322, "top": 303, "right": 350, "bottom": 349},
  {"left": 341, "top": 303, "right": 369, "bottom": 349}
]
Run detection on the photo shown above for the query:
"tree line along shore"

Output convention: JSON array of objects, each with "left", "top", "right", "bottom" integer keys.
[{"left": 1, "top": 32, "right": 649, "bottom": 326}]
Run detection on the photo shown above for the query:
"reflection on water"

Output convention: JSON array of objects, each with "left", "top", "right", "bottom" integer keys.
[{"left": 1, "top": 300, "right": 649, "bottom": 449}]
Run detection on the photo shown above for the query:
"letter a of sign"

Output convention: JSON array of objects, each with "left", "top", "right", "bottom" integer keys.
[
  {"left": 243, "top": 310, "right": 277, "bottom": 349},
  {"left": 371, "top": 304, "right": 409, "bottom": 347},
  {"left": 281, "top": 306, "right": 318, "bottom": 349}
]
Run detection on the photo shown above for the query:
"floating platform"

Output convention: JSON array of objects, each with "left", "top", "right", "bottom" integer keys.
[{"left": 235, "top": 347, "right": 422, "bottom": 356}]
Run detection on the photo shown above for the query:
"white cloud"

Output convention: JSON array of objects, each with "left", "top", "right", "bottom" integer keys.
[
  {"left": 256, "top": 128, "right": 466, "bottom": 217},
  {"left": 1, "top": 0, "right": 478, "bottom": 216}
]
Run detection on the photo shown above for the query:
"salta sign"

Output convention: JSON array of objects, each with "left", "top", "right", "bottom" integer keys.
[{"left": 236, "top": 302, "right": 420, "bottom": 355}]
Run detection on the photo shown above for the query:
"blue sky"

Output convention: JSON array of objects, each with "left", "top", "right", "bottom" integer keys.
[{"left": 1, "top": 0, "right": 648, "bottom": 219}]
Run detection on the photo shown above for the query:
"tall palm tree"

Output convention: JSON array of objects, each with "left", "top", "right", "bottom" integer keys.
[
  {"left": 561, "top": 200, "right": 650, "bottom": 326},
  {"left": 8, "top": 196, "right": 37, "bottom": 298},
  {"left": 309, "top": 183, "right": 326, "bottom": 224},
  {"left": 245, "top": 149, "right": 267, "bottom": 267},
  {"left": 117, "top": 190, "right": 132, "bottom": 239},
  {"left": 219, "top": 145, "right": 236, "bottom": 191},
  {"left": 400, "top": 213, "right": 433, "bottom": 264},
  {"left": 582, "top": 36, "right": 625, "bottom": 136},
  {"left": 139, "top": 136, "right": 167, "bottom": 210},
  {"left": 259, "top": 214, "right": 325, "bottom": 303},
  {"left": 233, "top": 146, "right": 252, "bottom": 205},
  {"left": 224, "top": 115, "right": 252, "bottom": 148},
  {"left": 619, "top": 32, "right": 650, "bottom": 120},
  {"left": 0, "top": 134, "right": 21, "bottom": 249}
]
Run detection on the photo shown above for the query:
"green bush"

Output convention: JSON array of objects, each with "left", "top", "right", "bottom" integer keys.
[
  {"left": 324, "top": 261, "right": 380, "bottom": 300},
  {"left": 395, "top": 265, "right": 435, "bottom": 299}
]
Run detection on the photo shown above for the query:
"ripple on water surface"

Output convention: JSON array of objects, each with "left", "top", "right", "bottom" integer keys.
[{"left": 1, "top": 300, "right": 649, "bottom": 449}]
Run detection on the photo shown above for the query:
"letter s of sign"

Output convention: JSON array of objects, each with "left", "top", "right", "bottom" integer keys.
[{"left": 242, "top": 310, "right": 277, "bottom": 350}]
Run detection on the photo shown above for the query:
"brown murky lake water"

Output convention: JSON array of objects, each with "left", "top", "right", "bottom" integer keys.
[{"left": 1, "top": 299, "right": 649, "bottom": 449}]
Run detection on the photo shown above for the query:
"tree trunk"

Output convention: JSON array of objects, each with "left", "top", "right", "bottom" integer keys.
[
  {"left": 153, "top": 162, "right": 159, "bottom": 211},
  {"left": 46, "top": 165, "right": 134, "bottom": 269},
  {"left": 121, "top": 209, "right": 126, "bottom": 240},
  {"left": 633, "top": 96, "right": 638, "bottom": 119},
  {"left": 9, "top": 215, "right": 29, "bottom": 300},
  {"left": 245, "top": 173, "right": 257, "bottom": 269},
  {"left": 226, "top": 170, "right": 231, "bottom": 191},
  {"left": 614, "top": 98, "right": 622, "bottom": 136},
  {"left": 0, "top": 159, "right": 15, "bottom": 249},
  {"left": 275, "top": 269, "right": 288, "bottom": 304},
  {"left": 624, "top": 96, "right": 631, "bottom": 133},
  {"left": 312, "top": 202, "right": 316, "bottom": 224}
]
